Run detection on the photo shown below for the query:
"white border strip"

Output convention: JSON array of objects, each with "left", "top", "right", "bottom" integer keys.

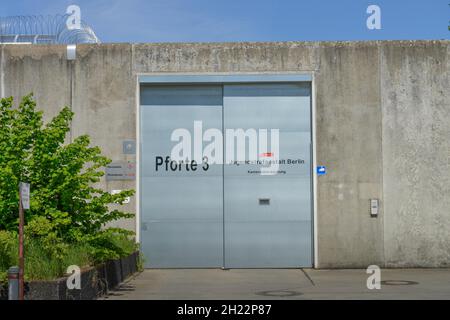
[
  {"left": 139, "top": 73, "right": 312, "bottom": 84},
  {"left": 135, "top": 76, "right": 141, "bottom": 244},
  {"left": 311, "top": 72, "right": 318, "bottom": 268}
]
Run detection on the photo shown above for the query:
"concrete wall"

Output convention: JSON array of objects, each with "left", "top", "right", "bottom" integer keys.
[
  {"left": 381, "top": 42, "right": 450, "bottom": 267},
  {"left": 1, "top": 40, "right": 448, "bottom": 268}
]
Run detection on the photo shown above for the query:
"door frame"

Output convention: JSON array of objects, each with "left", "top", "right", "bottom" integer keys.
[{"left": 136, "top": 72, "right": 318, "bottom": 268}]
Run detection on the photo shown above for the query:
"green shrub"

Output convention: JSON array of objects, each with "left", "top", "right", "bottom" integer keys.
[
  {"left": 82, "top": 228, "right": 136, "bottom": 263},
  {"left": 0, "top": 94, "right": 138, "bottom": 281},
  {"left": 0, "top": 95, "right": 134, "bottom": 243}
]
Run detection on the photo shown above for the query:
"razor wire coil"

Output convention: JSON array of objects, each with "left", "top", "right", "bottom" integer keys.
[{"left": 0, "top": 14, "right": 100, "bottom": 44}]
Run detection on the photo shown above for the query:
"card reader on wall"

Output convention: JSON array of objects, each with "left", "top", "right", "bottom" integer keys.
[{"left": 370, "top": 199, "right": 379, "bottom": 217}]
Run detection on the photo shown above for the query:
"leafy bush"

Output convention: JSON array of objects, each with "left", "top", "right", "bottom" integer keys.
[{"left": 0, "top": 94, "right": 137, "bottom": 279}]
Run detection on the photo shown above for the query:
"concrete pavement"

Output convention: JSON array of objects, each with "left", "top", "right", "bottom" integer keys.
[{"left": 102, "top": 268, "right": 450, "bottom": 300}]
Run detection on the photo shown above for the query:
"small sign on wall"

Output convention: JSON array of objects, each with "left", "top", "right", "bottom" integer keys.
[
  {"left": 106, "top": 161, "right": 136, "bottom": 181},
  {"left": 317, "top": 166, "right": 327, "bottom": 176},
  {"left": 123, "top": 140, "right": 136, "bottom": 155}
]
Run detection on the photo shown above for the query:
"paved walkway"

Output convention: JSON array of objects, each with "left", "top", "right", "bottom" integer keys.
[{"left": 102, "top": 268, "right": 450, "bottom": 300}]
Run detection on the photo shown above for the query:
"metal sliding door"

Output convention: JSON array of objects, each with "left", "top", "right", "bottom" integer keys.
[
  {"left": 140, "top": 85, "right": 223, "bottom": 268},
  {"left": 223, "top": 83, "right": 312, "bottom": 267},
  {"left": 140, "top": 81, "right": 312, "bottom": 268}
]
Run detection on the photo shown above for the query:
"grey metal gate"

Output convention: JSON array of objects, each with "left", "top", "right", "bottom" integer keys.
[
  {"left": 140, "top": 82, "right": 312, "bottom": 268},
  {"left": 223, "top": 83, "right": 312, "bottom": 267},
  {"left": 140, "top": 85, "right": 224, "bottom": 267}
]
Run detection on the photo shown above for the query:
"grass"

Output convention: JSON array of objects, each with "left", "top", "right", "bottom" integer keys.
[
  {"left": 0, "top": 230, "right": 137, "bottom": 283},
  {"left": 24, "top": 241, "right": 93, "bottom": 281}
]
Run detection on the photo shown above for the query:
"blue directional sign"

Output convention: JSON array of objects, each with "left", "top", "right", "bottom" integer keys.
[{"left": 317, "top": 166, "right": 327, "bottom": 176}]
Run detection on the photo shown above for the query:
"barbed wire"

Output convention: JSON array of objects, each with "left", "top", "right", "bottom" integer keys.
[{"left": 0, "top": 14, "right": 100, "bottom": 44}]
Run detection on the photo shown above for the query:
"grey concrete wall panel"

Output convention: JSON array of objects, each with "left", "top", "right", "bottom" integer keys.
[
  {"left": 2, "top": 45, "right": 71, "bottom": 122},
  {"left": 72, "top": 44, "right": 136, "bottom": 232},
  {"left": 314, "top": 43, "right": 384, "bottom": 268},
  {"left": 381, "top": 42, "right": 450, "bottom": 267}
]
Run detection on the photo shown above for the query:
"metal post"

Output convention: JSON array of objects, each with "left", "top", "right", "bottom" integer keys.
[
  {"left": 18, "top": 187, "right": 24, "bottom": 300},
  {"left": 8, "top": 266, "right": 19, "bottom": 300}
]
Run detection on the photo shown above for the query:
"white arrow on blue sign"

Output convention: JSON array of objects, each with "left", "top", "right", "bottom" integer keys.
[{"left": 317, "top": 166, "right": 327, "bottom": 175}]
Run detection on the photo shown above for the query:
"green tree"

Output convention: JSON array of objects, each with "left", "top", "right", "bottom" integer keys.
[{"left": 0, "top": 94, "right": 134, "bottom": 259}]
